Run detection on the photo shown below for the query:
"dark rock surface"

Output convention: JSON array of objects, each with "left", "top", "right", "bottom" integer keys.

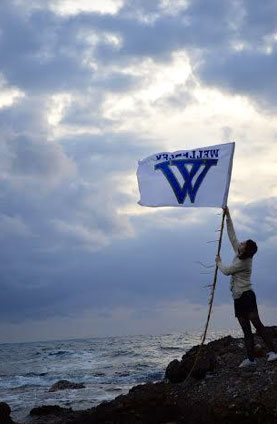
[
  {"left": 165, "top": 339, "right": 218, "bottom": 382},
  {"left": 0, "top": 402, "right": 17, "bottom": 424},
  {"left": 30, "top": 406, "right": 73, "bottom": 417},
  {"left": 15, "top": 326, "right": 277, "bottom": 423},
  {"left": 256, "top": 325, "right": 277, "bottom": 339},
  {"left": 48, "top": 380, "right": 85, "bottom": 392}
]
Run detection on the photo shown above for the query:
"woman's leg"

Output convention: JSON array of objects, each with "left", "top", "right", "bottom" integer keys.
[
  {"left": 248, "top": 311, "right": 275, "bottom": 352},
  {"left": 237, "top": 316, "right": 255, "bottom": 361}
]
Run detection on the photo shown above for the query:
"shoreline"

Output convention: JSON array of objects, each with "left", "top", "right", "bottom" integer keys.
[{"left": 5, "top": 327, "right": 276, "bottom": 424}]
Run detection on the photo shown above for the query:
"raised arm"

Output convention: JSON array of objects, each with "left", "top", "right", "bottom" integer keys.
[
  {"left": 224, "top": 207, "right": 239, "bottom": 252},
  {"left": 216, "top": 257, "right": 247, "bottom": 275}
]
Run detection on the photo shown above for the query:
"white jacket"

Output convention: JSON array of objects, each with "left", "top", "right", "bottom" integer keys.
[{"left": 217, "top": 214, "right": 252, "bottom": 299}]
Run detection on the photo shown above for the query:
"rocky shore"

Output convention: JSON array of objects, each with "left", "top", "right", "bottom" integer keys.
[{"left": 2, "top": 327, "right": 277, "bottom": 424}]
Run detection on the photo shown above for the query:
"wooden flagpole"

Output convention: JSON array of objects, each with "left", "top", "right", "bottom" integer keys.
[
  {"left": 200, "top": 207, "right": 227, "bottom": 345},
  {"left": 182, "top": 207, "right": 227, "bottom": 382}
]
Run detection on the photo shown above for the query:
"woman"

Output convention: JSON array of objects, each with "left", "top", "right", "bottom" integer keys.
[{"left": 215, "top": 206, "right": 277, "bottom": 367}]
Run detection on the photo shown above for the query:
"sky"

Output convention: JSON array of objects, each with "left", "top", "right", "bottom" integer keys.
[{"left": 0, "top": 0, "right": 276, "bottom": 343}]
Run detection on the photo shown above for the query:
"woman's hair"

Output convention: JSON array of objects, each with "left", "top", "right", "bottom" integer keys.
[{"left": 238, "top": 239, "right": 258, "bottom": 260}]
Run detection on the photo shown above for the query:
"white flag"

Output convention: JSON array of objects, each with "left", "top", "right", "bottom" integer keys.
[{"left": 137, "top": 142, "right": 235, "bottom": 208}]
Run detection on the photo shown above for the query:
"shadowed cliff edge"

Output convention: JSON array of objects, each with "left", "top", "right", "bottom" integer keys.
[{"left": 2, "top": 327, "right": 277, "bottom": 424}]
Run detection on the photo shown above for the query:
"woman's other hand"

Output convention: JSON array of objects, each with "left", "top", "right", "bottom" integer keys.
[{"left": 223, "top": 206, "right": 230, "bottom": 216}]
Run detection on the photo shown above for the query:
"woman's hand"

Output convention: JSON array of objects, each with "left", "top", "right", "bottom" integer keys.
[
  {"left": 223, "top": 206, "right": 230, "bottom": 215},
  {"left": 215, "top": 255, "right": 221, "bottom": 264}
]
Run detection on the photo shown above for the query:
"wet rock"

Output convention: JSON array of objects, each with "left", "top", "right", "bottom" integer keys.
[
  {"left": 165, "top": 337, "right": 226, "bottom": 383},
  {"left": 256, "top": 325, "right": 277, "bottom": 339},
  {"left": 0, "top": 402, "right": 16, "bottom": 424},
  {"left": 26, "top": 332, "right": 277, "bottom": 424},
  {"left": 49, "top": 380, "right": 85, "bottom": 392},
  {"left": 29, "top": 405, "right": 77, "bottom": 424},
  {"left": 254, "top": 343, "right": 266, "bottom": 358},
  {"left": 165, "top": 351, "right": 216, "bottom": 382},
  {"left": 30, "top": 405, "right": 71, "bottom": 416}
]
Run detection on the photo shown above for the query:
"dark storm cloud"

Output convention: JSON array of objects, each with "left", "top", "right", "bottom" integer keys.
[
  {"left": 8, "top": 135, "right": 73, "bottom": 177},
  {"left": 197, "top": 48, "right": 277, "bottom": 109},
  {"left": 60, "top": 132, "right": 160, "bottom": 175},
  {"left": 0, "top": 1, "right": 142, "bottom": 94},
  {"left": 0, "top": 95, "right": 48, "bottom": 134},
  {"left": 0, "top": 199, "right": 276, "bottom": 323},
  {"left": 1, "top": 0, "right": 276, "bottom": 106},
  {"left": 238, "top": 0, "right": 277, "bottom": 42},
  {"left": 77, "top": 0, "right": 276, "bottom": 107},
  {"left": 0, "top": 208, "right": 218, "bottom": 321},
  {"left": 0, "top": 4, "right": 91, "bottom": 93},
  {"left": 186, "top": 0, "right": 277, "bottom": 108}
]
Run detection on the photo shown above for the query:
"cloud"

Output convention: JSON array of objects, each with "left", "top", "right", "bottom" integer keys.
[
  {"left": 0, "top": 134, "right": 76, "bottom": 196},
  {"left": 0, "top": 214, "right": 34, "bottom": 238},
  {"left": 9, "top": 135, "right": 75, "bottom": 179},
  {"left": 197, "top": 48, "right": 277, "bottom": 111},
  {"left": 0, "top": 2, "right": 92, "bottom": 93},
  {"left": 1, "top": 0, "right": 276, "bottom": 109},
  {"left": 187, "top": 0, "right": 277, "bottom": 109},
  {"left": 0, "top": 0, "right": 276, "bottom": 341},
  {"left": 0, "top": 74, "right": 25, "bottom": 108},
  {"left": 0, "top": 198, "right": 275, "bottom": 327},
  {"left": 50, "top": 0, "right": 124, "bottom": 16},
  {"left": 0, "top": 301, "right": 237, "bottom": 343}
]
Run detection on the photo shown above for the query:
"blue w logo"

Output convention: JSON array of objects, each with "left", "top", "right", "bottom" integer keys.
[{"left": 154, "top": 159, "right": 218, "bottom": 204}]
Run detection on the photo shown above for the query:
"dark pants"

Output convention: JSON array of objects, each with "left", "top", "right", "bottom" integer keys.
[{"left": 235, "top": 291, "right": 275, "bottom": 361}]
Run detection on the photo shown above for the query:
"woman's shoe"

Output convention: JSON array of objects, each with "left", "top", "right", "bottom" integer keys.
[
  {"left": 239, "top": 358, "right": 257, "bottom": 368},
  {"left": 267, "top": 352, "right": 277, "bottom": 362}
]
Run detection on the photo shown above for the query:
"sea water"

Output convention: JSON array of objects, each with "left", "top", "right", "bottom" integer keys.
[{"left": 0, "top": 330, "right": 240, "bottom": 422}]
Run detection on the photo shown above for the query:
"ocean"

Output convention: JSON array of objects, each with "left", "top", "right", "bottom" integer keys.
[{"left": 0, "top": 330, "right": 240, "bottom": 422}]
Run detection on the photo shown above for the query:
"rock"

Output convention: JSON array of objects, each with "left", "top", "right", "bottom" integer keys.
[
  {"left": 29, "top": 405, "right": 76, "bottom": 424},
  {"left": 26, "top": 332, "right": 277, "bottom": 424},
  {"left": 165, "top": 341, "right": 218, "bottom": 383},
  {"left": 30, "top": 405, "right": 71, "bottom": 416},
  {"left": 254, "top": 343, "right": 266, "bottom": 357},
  {"left": 49, "top": 380, "right": 85, "bottom": 392},
  {"left": 256, "top": 325, "right": 277, "bottom": 339},
  {"left": 0, "top": 402, "right": 16, "bottom": 424},
  {"left": 0, "top": 403, "right": 11, "bottom": 419}
]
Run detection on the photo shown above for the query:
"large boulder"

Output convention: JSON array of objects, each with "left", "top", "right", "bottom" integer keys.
[
  {"left": 49, "top": 380, "right": 85, "bottom": 392},
  {"left": 30, "top": 405, "right": 71, "bottom": 416},
  {"left": 165, "top": 347, "right": 216, "bottom": 383},
  {"left": 29, "top": 405, "right": 76, "bottom": 424},
  {"left": 165, "top": 336, "right": 238, "bottom": 383},
  {"left": 256, "top": 326, "right": 277, "bottom": 339},
  {"left": 0, "top": 402, "right": 16, "bottom": 424}
]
